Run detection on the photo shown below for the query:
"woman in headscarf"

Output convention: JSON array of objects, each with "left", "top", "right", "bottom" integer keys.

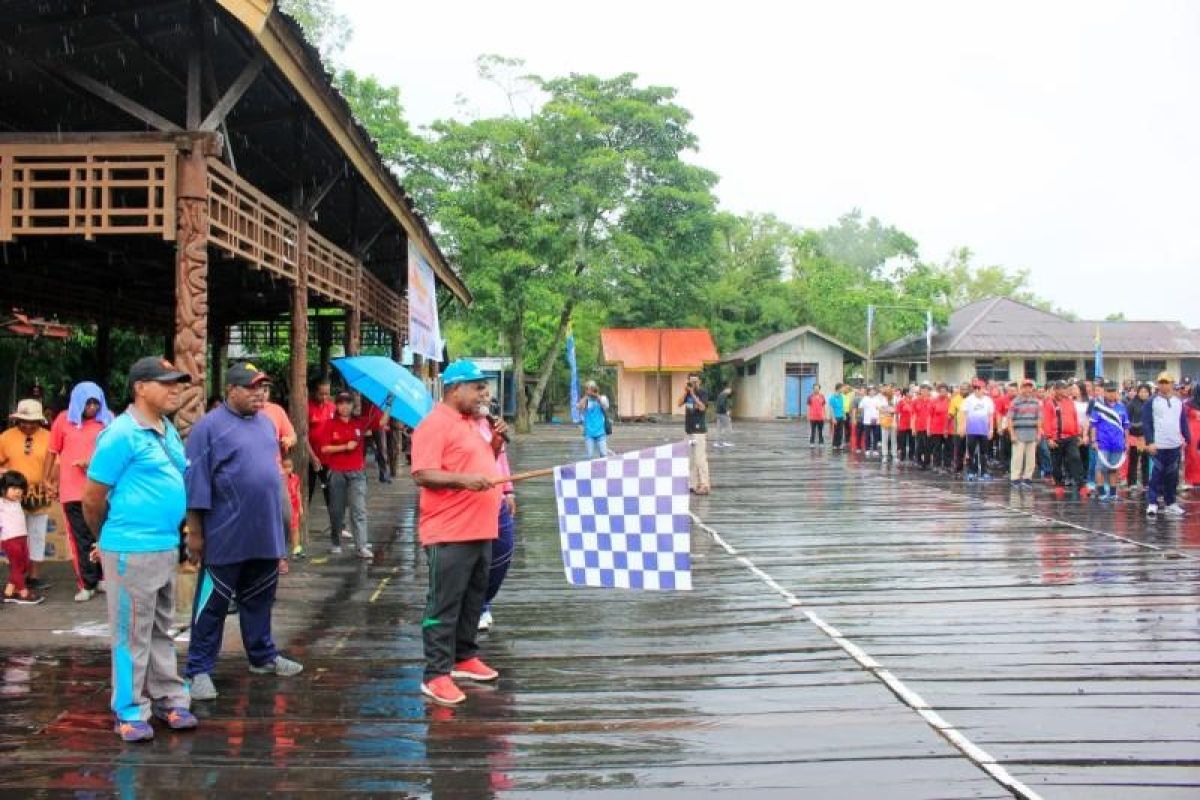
[{"left": 45, "top": 381, "right": 113, "bottom": 602}]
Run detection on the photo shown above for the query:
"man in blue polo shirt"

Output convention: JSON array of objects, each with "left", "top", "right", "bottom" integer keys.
[
  {"left": 182, "top": 362, "right": 302, "bottom": 702},
  {"left": 83, "top": 356, "right": 198, "bottom": 743}
]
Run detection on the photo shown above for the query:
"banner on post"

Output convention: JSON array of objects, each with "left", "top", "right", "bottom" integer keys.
[
  {"left": 566, "top": 329, "right": 581, "bottom": 424},
  {"left": 407, "top": 243, "right": 443, "bottom": 362}
]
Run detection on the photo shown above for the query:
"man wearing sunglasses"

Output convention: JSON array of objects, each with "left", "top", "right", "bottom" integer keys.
[{"left": 0, "top": 398, "right": 52, "bottom": 592}]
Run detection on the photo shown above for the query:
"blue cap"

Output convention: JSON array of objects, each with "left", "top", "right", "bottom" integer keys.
[{"left": 441, "top": 359, "right": 486, "bottom": 386}]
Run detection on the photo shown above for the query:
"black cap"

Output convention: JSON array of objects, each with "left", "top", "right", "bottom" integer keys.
[
  {"left": 334, "top": 390, "right": 353, "bottom": 402},
  {"left": 128, "top": 356, "right": 191, "bottom": 386},
  {"left": 226, "top": 361, "right": 271, "bottom": 388},
  {"left": 1052, "top": 380, "right": 1068, "bottom": 389}
]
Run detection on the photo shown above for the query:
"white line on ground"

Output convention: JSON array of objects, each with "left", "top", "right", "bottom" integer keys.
[{"left": 692, "top": 512, "right": 1046, "bottom": 800}]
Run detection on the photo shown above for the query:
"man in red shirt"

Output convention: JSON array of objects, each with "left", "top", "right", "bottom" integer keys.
[
  {"left": 1042, "top": 380, "right": 1086, "bottom": 498},
  {"left": 993, "top": 382, "right": 1016, "bottom": 470},
  {"left": 896, "top": 387, "right": 915, "bottom": 463},
  {"left": 310, "top": 390, "right": 387, "bottom": 558},
  {"left": 928, "top": 384, "right": 951, "bottom": 471},
  {"left": 913, "top": 383, "right": 932, "bottom": 469},
  {"left": 411, "top": 359, "right": 505, "bottom": 706}
]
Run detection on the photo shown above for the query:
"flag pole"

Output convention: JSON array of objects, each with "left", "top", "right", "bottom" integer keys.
[{"left": 495, "top": 467, "right": 557, "bottom": 485}]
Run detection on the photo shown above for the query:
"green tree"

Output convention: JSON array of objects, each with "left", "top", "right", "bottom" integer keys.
[
  {"left": 414, "top": 63, "right": 719, "bottom": 430},
  {"left": 279, "top": 0, "right": 353, "bottom": 63}
]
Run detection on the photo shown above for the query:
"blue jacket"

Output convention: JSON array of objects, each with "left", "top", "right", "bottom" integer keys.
[{"left": 1089, "top": 400, "right": 1128, "bottom": 452}]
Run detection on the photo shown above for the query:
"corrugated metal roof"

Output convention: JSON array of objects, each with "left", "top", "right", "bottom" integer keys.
[
  {"left": 600, "top": 329, "right": 719, "bottom": 370},
  {"left": 875, "top": 297, "right": 1200, "bottom": 360},
  {"left": 721, "top": 326, "right": 866, "bottom": 364}
]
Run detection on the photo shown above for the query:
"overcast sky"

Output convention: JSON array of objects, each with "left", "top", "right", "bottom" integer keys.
[{"left": 335, "top": 0, "right": 1200, "bottom": 326}]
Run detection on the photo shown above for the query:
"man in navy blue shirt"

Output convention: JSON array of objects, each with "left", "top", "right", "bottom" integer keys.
[{"left": 182, "top": 362, "right": 302, "bottom": 701}]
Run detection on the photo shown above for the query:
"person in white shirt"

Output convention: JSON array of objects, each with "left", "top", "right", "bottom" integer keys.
[
  {"left": 961, "top": 382, "right": 995, "bottom": 480},
  {"left": 858, "top": 386, "right": 884, "bottom": 456}
]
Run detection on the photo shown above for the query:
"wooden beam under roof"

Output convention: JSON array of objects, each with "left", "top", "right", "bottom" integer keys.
[
  {"left": 200, "top": 53, "right": 266, "bottom": 131},
  {"left": 46, "top": 62, "right": 182, "bottom": 133},
  {"left": 216, "top": 0, "right": 471, "bottom": 305}
]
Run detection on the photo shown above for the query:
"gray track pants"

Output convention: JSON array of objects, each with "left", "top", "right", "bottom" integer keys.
[{"left": 101, "top": 549, "right": 190, "bottom": 722}]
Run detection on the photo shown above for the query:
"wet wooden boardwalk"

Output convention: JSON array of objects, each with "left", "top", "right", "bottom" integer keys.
[{"left": 1, "top": 421, "right": 1197, "bottom": 798}]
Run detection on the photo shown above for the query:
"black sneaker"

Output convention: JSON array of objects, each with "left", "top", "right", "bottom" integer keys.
[{"left": 26, "top": 577, "right": 51, "bottom": 591}]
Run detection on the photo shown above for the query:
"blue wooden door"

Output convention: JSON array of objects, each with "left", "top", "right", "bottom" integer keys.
[
  {"left": 800, "top": 375, "right": 816, "bottom": 418},
  {"left": 785, "top": 375, "right": 802, "bottom": 417}
]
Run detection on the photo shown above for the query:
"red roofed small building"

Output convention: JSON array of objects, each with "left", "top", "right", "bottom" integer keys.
[{"left": 600, "top": 328, "right": 719, "bottom": 418}]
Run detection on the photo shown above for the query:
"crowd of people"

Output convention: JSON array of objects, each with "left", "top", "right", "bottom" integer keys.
[
  {"left": 804, "top": 374, "right": 1199, "bottom": 515},
  {"left": 0, "top": 355, "right": 522, "bottom": 732}
]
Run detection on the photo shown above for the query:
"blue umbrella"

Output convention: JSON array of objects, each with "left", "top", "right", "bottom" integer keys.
[{"left": 332, "top": 356, "right": 434, "bottom": 429}]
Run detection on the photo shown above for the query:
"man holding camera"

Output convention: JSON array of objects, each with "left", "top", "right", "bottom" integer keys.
[
  {"left": 576, "top": 380, "right": 610, "bottom": 458},
  {"left": 678, "top": 374, "right": 711, "bottom": 495}
]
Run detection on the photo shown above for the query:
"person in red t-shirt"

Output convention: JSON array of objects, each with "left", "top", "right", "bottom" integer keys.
[
  {"left": 928, "top": 384, "right": 952, "bottom": 471},
  {"left": 310, "top": 390, "right": 388, "bottom": 558},
  {"left": 411, "top": 359, "right": 506, "bottom": 707},
  {"left": 896, "top": 387, "right": 915, "bottom": 463},
  {"left": 993, "top": 382, "right": 1016, "bottom": 468},
  {"left": 44, "top": 381, "right": 113, "bottom": 600},
  {"left": 913, "top": 383, "right": 932, "bottom": 469},
  {"left": 306, "top": 377, "right": 336, "bottom": 503},
  {"left": 806, "top": 385, "right": 827, "bottom": 446}
]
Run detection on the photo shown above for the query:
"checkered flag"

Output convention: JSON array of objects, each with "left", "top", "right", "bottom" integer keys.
[{"left": 553, "top": 441, "right": 693, "bottom": 591}]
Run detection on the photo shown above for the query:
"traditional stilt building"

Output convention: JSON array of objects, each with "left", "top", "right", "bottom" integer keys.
[{"left": 0, "top": 0, "right": 470, "bottom": 477}]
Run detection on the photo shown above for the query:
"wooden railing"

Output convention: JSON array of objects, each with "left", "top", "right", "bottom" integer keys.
[
  {"left": 362, "top": 270, "right": 405, "bottom": 334},
  {"left": 305, "top": 228, "right": 358, "bottom": 308},
  {"left": 0, "top": 142, "right": 176, "bottom": 241},
  {"left": 0, "top": 144, "right": 407, "bottom": 333},
  {"left": 207, "top": 157, "right": 406, "bottom": 332},
  {"left": 207, "top": 158, "right": 298, "bottom": 282}
]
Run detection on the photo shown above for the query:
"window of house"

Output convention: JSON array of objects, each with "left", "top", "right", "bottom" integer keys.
[
  {"left": 1044, "top": 359, "right": 1077, "bottom": 383},
  {"left": 747, "top": 362, "right": 758, "bottom": 377},
  {"left": 1133, "top": 359, "right": 1167, "bottom": 383},
  {"left": 974, "top": 358, "right": 1010, "bottom": 382},
  {"left": 1024, "top": 359, "right": 1038, "bottom": 380},
  {"left": 908, "top": 364, "right": 918, "bottom": 383},
  {"left": 785, "top": 362, "right": 818, "bottom": 377},
  {"left": 736, "top": 365, "right": 745, "bottom": 377}
]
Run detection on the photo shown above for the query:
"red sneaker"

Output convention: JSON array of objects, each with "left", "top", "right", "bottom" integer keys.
[
  {"left": 1078, "top": 487, "right": 1090, "bottom": 499},
  {"left": 421, "top": 675, "right": 465, "bottom": 705},
  {"left": 451, "top": 657, "right": 499, "bottom": 682},
  {"left": 1054, "top": 486, "right": 1065, "bottom": 499}
]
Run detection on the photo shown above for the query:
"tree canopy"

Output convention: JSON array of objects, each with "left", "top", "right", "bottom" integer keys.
[{"left": 285, "top": 2, "right": 1058, "bottom": 422}]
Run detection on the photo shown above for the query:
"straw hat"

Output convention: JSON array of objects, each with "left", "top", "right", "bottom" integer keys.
[{"left": 9, "top": 399, "right": 44, "bottom": 422}]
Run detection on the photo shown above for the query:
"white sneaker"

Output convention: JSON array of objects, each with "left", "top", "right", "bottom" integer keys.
[
  {"left": 1163, "top": 503, "right": 1186, "bottom": 516},
  {"left": 356, "top": 545, "right": 375, "bottom": 559},
  {"left": 74, "top": 588, "right": 95, "bottom": 602},
  {"left": 478, "top": 610, "right": 494, "bottom": 631},
  {"left": 1146, "top": 504, "right": 1158, "bottom": 517},
  {"left": 95, "top": 581, "right": 106, "bottom": 594},
  {"left": 341, "top": 529, "right": 353, "bottom": 540},
  {"left": 330, "top": 545, "right": 343, "bottom": 555}
]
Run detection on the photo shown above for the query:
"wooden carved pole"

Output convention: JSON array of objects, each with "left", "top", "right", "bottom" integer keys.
[
  {"left": 173, "top": 146, "right": 209, "bottom": 437},
  {"left": 345, "top": 261, "right": 362, "bottom": 357},
  {"left": 289, "top": 218, "right": 311, "bottom": 547}
]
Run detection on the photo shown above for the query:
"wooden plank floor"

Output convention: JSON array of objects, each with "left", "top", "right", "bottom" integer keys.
[{"left": 0, "top": 420, "right": 1195, "bottom": 797}]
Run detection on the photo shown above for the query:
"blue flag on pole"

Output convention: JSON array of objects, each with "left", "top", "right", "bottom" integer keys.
[
  {"left": 567, "top": 330, "right": 581, "bottom": 424},
  {"left": 1094, "top": 324, "right": 1104, "bottom": 379}
]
